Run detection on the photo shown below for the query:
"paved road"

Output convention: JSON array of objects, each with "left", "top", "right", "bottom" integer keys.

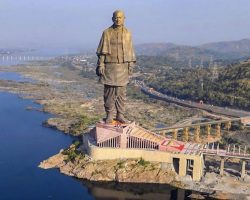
[{"left": 135, "top": 80, "right": 250, "bottom": 118}]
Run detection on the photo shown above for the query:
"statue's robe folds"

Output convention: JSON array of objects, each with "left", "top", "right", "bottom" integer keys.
[{"left": 96, "top": 26, "right": 136, "bottom": 86}]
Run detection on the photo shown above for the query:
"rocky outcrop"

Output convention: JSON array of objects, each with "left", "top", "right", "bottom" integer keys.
[
  {"left": 39, "top": 150, "right": 67, "bottom": 169},
  {"left": 39, "top": 144, "right": 250, "bottom": 199},
  {"left": 42, "top": 118, "right": 73, "bottom": 134},
  {"left": 39, "top": 145, "right": 182, "bottom": 187}
]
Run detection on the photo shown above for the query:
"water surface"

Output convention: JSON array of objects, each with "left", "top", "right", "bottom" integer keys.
[
  {"left": 0, "top": 92, "right": 193, "bottom": 199},
  {"left": 0, "top": 70, "right": 193, "bottom": 199},
  {"left": 0, "top": 92, "right": 94, "bottom": 200},
  {"left": 0, "top": 71, "right": 33, "bottom": 82}
]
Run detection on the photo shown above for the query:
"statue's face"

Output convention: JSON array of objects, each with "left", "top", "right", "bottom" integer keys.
[{"left": 112, "top": 12, "right": 125, "bottom": 27}]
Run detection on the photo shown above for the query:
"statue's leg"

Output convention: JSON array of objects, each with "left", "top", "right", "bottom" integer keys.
[
  {"left": 104, "top": 84, "right": 116, "bottom": 123},
  {"left": 115, "top": 86, "right": 130, "bottom": 123},
  {"left": 115, "top": 86, "right": 126, "bottom": 116}
]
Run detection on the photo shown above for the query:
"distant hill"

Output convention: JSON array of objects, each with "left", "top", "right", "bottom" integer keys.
[
  {"left": 135, "top": 43, "right": 178, "bottom": 56},
  {"left": 135, "top": 39, "right": 250, "bottom": 66},
  {"left": 200, "top": 39, "right": 250, "bottom": 54}
]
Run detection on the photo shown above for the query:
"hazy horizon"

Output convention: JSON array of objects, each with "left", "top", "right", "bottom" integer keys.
[{"left": 1, "top": 0, "right": 250, "bottom": 51}]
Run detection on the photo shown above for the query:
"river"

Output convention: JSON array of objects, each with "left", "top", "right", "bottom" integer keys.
[
  {"left": 0, "top": 92, "right": 96, "bottom": 199},
  {"left": 0, "top": 72, "right": 191, "bottom": 199}
]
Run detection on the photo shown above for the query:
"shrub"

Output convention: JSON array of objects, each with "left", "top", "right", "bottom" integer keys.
[
  {"left": 138, "top": 158, "right": 150, "bottom": 166},
  {"left": 117, "top": 160, "right": 125, "bottom": 169}
]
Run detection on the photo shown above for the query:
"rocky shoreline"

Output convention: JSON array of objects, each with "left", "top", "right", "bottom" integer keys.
[
  {"left": 0, "top": 64, "right": 199, "bottom": 133},
  {"left": 39, "top": 143, "right": 250, "bottom": 199},
  {"left": 39, "top": 144, "right": 181, "bottom": 186},
  {"left": 1, "top": 64, "right": 250, "bottom": 199}
]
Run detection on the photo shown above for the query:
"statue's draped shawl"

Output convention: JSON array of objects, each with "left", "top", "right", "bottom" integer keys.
[{"left": 96, "top": 26, "right": 136, "bottom": 62}]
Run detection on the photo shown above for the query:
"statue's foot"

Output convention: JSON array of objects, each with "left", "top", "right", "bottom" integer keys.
[
  {"left": 105, "top": 113, "right": 113, "bottom": 124},
  {"left": 116, "top": 114, "right": 131, "bottom": 124},
  {"left": 105, "top": 118, "right": 113, "bottom": 124}
]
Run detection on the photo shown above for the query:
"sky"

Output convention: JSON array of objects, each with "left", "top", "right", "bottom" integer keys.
[{"left": 1, "top": 0, "right": 250, "bottom": 51}]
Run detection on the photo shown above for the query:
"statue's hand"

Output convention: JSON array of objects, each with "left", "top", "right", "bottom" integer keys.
[
  {"left": 128, "top": 67, "right": 133, "bottom": 75},
  {"left": 96, "top": 66, "right": 105, "bottom": 76},
  {"left": 128, "top": 62, "right": 135, "bottom": 75}
]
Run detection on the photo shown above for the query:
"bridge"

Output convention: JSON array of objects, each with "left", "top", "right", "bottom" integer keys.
[
  {"left": 0, "top": 55, "right": 51, "bottom": 62},
  {"left": 203, "top": 142, "right": 250, "bottom": 178},
  {"left": 153, "top": 117, "right": 250, "bottom": 142}
]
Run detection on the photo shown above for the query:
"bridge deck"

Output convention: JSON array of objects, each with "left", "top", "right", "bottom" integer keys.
[{"left": 152, "top": 117, "right": 249, "bottom": 132}]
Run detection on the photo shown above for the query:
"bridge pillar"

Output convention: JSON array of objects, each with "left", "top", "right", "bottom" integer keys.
[
  {"left": 193, "top": 157, "right": 203, "bottom": 181},
  {"left": 179, "top": 158, "right": 187, "bottom": 177},
  {"left": 225, "top": 121, "right": 231, "bottom": 131},
  {"left": 173, "top": 129, "right": 178, "bottom": 140},
  {"left": 195, "top": 126, "right": 200, "bottom": 142},
  {"left": 183, "top": 127, "right": 189, "bottom": 141},
  {"left": 241, "top": 160, "right": 246, "bottom": 178},
  {"left": 206, "top": 124, "right": 211, "bottom": 138},
  {"left": 216, "top": 123, "right": 221, "bottom": 137},
  {"left": 220, "top": 157, "right": 225, "bottom": 176}
]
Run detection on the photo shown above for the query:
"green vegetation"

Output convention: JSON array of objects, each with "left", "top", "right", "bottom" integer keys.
[
  {"left": 69, "top": 114, "right": 101, "bottom": 135},
  {"left": 138, "top": 158, "right": 150, "bottom": 166},
  {"left": 127, "top": 85, "right": 154, "bottom": 103},
  {"left": 137, "top": 55, "right": 190, "bottom": 69},
  {"left": 72, "top": 140, "right": 81, "bottom": 148},
  {"left": 62, "top": 145, "right": 78, "bottom": 162},
  {"left": 62, "top": 141, "right": 85, "bottom": 162},
  {"left": 117, "top": 160, "right": 125, "bottom": 169},
  {"left": 80, "top": 69, "right": 97, "bottom": 79},
  {"left": 143, "top": 61, "right": 250, "bottom": 110}
]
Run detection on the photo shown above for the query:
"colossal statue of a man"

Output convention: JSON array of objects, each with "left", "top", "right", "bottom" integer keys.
[{"left": 96, "top": 10, "right": 136, "bottom": 124}]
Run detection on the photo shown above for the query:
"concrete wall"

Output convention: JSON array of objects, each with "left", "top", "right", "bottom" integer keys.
[
  {"left": 89, "top": 145, "right": 172, "bottom": 163},
  {"left": 83, "top": 135, "right": 204, "bottom": 181}
]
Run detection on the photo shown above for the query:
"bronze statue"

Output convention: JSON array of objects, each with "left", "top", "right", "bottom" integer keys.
[{"left": 96, "top": 10, "right": 136, "bottom": 124}]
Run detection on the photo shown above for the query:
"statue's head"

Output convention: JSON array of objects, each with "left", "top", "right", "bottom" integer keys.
[{"left": 112, "top": 10, "right": 125, "bottom": 27}]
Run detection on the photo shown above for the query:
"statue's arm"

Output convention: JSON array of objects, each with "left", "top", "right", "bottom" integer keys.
[
  {"left": 96, "top": 55, "right": 105, "bottom": 76},
  {"left": 127, "top": 31, "right": 136, "bottom": 75}
]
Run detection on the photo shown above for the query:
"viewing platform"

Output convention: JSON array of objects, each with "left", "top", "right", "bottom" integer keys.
[{"left": 83, "top": 121, "right": 204, "bottom": 181}]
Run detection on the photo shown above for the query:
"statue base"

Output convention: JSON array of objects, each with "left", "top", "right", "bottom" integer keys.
[{"left": 99, "top": 119, "right": 131, "bottom": 127}]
